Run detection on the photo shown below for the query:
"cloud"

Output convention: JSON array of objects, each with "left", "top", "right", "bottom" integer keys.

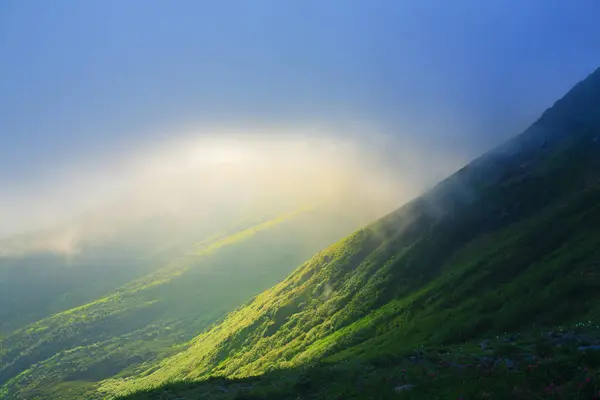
[{"left": 0, "top": 122, "right": 467, "bottom": 256}]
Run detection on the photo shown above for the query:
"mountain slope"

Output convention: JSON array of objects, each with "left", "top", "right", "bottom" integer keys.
[
  {"left": 105, "top": 67, "right": 600, "bottom": 398},
  {"left": 0, "top": 205, "right": 375, "bottom": 400},
  {"left": 0, "top": 206, "right": 263, "bottom": 333}
]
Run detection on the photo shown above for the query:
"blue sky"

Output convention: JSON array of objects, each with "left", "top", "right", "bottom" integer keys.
[{"left": 1, "top": 0, "right": 600, "bottom": 235}]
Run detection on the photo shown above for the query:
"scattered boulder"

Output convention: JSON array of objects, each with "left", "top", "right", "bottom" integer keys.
[
  {"left": 476, "top": 356, "right": 494, "bottom": 365},
  {"left": 547, "top": 331, "right": 584, "bottom": 345},
  {"left": 394, "top": 384, "right": 415, "bottom": 393},
  {"left": 504, "top": 358, "right": 516, "bottom": 370},
  {"left": 578, "top": 345, "right": 600, "bottom": 351}
]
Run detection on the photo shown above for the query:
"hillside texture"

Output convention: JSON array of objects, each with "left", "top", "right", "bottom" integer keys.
[
  {"left": 0, "top": 207, "right": 368, "bottom": 400},
  {"left": 106, "top": 68, "right": 600, "bottom": 399}
]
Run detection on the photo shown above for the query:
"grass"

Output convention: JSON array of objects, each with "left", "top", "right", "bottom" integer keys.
[
  {"left": 104, "top": 71, "right": 600, "bottom": 398},
  {"left": 118, "top": 323, "right": 600, "bottom": 399},
  {"left": 101, "top": 174, "right": 600, "bottom": 398},
  {"left": 0, "top": 208, "right": 363, "bottom": 400}
]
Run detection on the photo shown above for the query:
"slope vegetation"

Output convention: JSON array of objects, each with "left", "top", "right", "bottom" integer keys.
[
  {"left": 107, "top": 67, "right": 600, "bottom": 399},
  {"left": 0, "top": 206, "right": 369, "bottom": 400}
]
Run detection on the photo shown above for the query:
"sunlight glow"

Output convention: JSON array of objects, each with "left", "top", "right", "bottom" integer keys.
[
  {"left": 186, "top": 140, "right": 251, "bottom": 168},
  {"left": 0, "top": 125, "right": 419, "bottom": 251}
]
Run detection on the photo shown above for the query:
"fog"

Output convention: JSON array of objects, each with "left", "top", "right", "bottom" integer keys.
[
  {"left": 2, "top": 2, "right": 598, "bottom": 248},
  {"left": 0, "top": 124, "right": 467, "bottom": 255}
]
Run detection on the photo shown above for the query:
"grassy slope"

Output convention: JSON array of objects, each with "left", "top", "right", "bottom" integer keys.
[
  {"left": 0, "top": 237, "right": 183, "bottom": 334},
  {"left": 121, "top": 322, "right": 600, "bottom": 400},
  {"left": 108, "top": 68, "right": 600, "bottom": 399},
  {"left": 0, "top": 211, "right": 253, "bottom": 334},
  {"left": 0, "top": 207, "right": 367, "bottom": 400}
]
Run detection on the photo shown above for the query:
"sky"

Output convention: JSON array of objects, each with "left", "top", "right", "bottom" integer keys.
[{"left": 1, "top": 0, "right": 600, "bottom": 236}]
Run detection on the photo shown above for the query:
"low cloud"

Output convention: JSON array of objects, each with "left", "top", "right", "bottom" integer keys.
[{"left": 0, "top": 123, "right": 465, "bottom": 255}]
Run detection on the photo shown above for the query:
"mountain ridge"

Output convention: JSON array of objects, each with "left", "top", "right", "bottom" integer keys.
[{"left": 104, "top": 66, "right": 600, "bottom": 399}]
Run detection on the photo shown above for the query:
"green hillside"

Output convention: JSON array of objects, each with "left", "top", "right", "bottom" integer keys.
[
  {"left": 0, "top": 207, "right": 263, "bottom": 333},
  {"left": 105, "top": 67, "right": 600, "bottom": 399},
  {"left": 0, "top": 205, "right": 372, "bottom": 400}
]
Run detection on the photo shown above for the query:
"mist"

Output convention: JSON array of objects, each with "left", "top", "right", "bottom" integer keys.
[
  {"left": 2, "top": 1, "right": 598, "bottom": 249},
  {"left": 0, "top": 124, "right": 467, "bottom": 255}
]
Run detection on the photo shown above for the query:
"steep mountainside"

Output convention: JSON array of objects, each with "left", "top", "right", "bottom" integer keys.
[
  {"left": 105, "top": 67, "right": 600, "bottom": 399},
  {"left": 0, "top": 205, "right": 374, "bottom": 400}
]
